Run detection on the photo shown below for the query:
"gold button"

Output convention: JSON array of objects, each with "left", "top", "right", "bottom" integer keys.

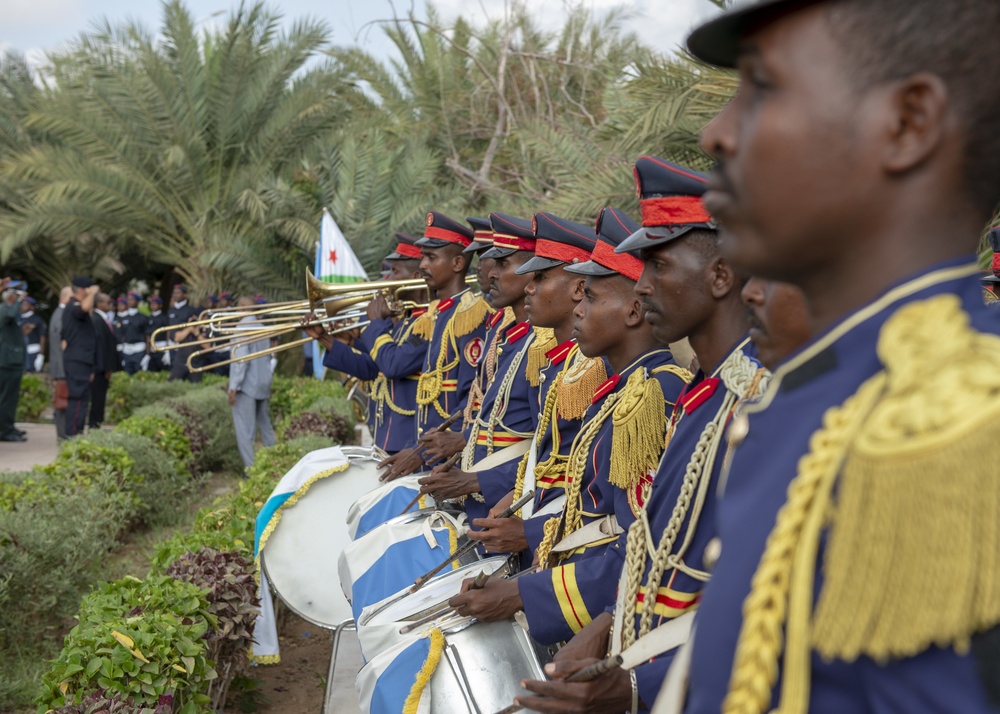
[{"left": 704, "top": 537, "right": 722, "bottom": 571}]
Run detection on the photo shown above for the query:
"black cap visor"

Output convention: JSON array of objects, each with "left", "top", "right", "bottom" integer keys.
[
  {"left": 481, "top": 245, "right": 519, "bottom": 260},
  {"left": 616, "top": 224, "right": 699, "bottom": 253},
  {"left": 515, "top": 255, "right": 565, "bottom": 275},
  {"left": 564, "top": 260, "right": 617, "bottom": 277},
  {"left": 415, "top": 236, "right": 451, "bottom": 248},
  {"left": 463, "top": 240, "right": 491, "bottom": 255},
  {"left": 687, "top": 0, "right": 809, "bottom": 68}
]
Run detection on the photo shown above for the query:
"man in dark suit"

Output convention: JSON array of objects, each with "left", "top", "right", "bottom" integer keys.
[
  {"left": 167, "top": 284, "right": 201, "bottom": 382},
  {"left": 62, "top": 276, "right": 98, "bottom": 437},
  {"left": 90, "top": 292, "right": 120, "bottom": 429}
]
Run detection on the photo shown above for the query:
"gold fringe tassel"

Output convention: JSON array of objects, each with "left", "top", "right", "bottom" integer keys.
[
  {"left": 557, "top": 356, "right": 607, "bottom": 421},
  {"left": 526, "top": 327, "right": 558, "bottom": 387},
  {"left": 534, "top": 515, "right": 563, "bottom": 569},
  {"left": 452, "top": 293, "right": 492, "bottom": 338},
  {"left": 608, "top": 370, "right": 667, "bottom": 491},
  {"left": 402, "top": 628, "right": 446, "bottom": 714},
  {"left": 408, "top": 300, "right": 439, "bottom": 341}
]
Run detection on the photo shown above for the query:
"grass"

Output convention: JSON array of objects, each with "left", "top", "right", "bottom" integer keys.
[{"left": 0, "top": 470, "right": 242, "bottom": 713}]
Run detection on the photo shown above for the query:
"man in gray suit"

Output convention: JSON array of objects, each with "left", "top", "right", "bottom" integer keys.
[
  {"left": 228, "top": 296, "right": 276, "bottom": 468},
  {"left": 49, "top": 286, "right": 72, "bottom": 441}
]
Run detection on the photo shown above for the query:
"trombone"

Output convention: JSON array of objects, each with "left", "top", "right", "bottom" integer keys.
[{"left": 182, "top": 270, "right": 446, "bottom": 372}]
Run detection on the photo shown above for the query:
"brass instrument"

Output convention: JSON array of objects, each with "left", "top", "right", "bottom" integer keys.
[{"left": 180, "top": 270, "right": 449, "bottom": 372}]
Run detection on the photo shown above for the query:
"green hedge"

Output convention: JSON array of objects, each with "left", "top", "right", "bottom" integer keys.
[{"left": 16, "top": 373, "right": 51, "bottom": 422}]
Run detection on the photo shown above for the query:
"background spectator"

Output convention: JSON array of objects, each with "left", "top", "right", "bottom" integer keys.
[{"left": 0, "top": 278, "right": 27, "bottom": 442}]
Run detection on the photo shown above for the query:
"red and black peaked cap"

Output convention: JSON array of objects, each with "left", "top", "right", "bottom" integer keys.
[
  {"left": 463, "top": 217, "right": 495, "bottom": 255},
  {"left": 566, "top": 207, "right": 644, "bottom": 282},
  {"left": 385, "top": 233, "right": 422, "bottom": 261},
  {"left": 482, "top": 213, "right": 536, "bottom": 260},
  {"left": 516, "top": 213, "right": 597, "bottom": 275},
  {"left": 616, "top": 156, "right": 715, "bottom": 254},
  {"left": 687, "top": 0, "right": 815, "bottom": 69},
  {"left": 416, "top": 211, "right": 474, "bottom": 249}
]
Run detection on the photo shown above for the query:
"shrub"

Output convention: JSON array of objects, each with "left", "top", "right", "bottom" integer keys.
[
  {"left": 85, "top": 430, "right": 192, "bottom": 528},
  {"left": 165, "top": 549, "right": 258, "bottom": 710},
  {"left": 38, "top": 576, "right": 216, "bottom": 714},
  {"left": 49, "top": 689, "right": 172, "bottom": 713},
  {"left": 106, "top": 372, "right": 227, "bottom": 423},
  {"left": 0, "top": 485, "right": 130, "bottom": 645},
  {"left": 277, "top": 409, "right": 353, "bottom": 443},
  {"left": 16, "top": 373, "right": 51, "bottom": 422},
  {"left": 268, "top": 376, "right": 346, "bottom": 422},
  {"left": 115, "top": 415, "right": 193, "bottom": 477},
  {"left": 169, "top": 388, "right": 241, "bottom": 474}
]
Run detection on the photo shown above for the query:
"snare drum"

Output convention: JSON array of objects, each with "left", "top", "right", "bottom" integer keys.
[
  {"left": 259, "top": 446, "right": 385, "bottom": 627},
  {"left": 338, "top": 508, "right": 481, "bottom": 621},
  {"left": 356, "top": 556, "right": 512, "bottom": 659},
  {"left": 346, "top": 473, "right": 436, "bottom": 540},
  {"left": 356, "top": 617, "right": 552, "bottom": 714}
]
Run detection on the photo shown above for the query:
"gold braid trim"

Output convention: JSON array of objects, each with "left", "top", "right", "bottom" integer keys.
[
  {"left": 452, "top": 292, "right": 492, "bottom": 338},
  {"left": 535, "top": 515, "right": 563, "bottom": 569},
  {"left": 465, "top": 308, "right": 515, "bottom": 426},
  {"left": 408, "top": 301, "right": 439, "bottom": 341},
  {"left": 619, "top": 352, "right": 765, "bottom": 650},
  {"left": 526, "top": 327, "right": 558, "bottom": 387},
  {"left": 402, "top": 628, "right": 446, "bottom": 714},
  {"left": 608, "top": 369, "right": 668, "bottom": 492},
  {"left": 727, "top": 295, "right": 1000, "bottom": 714},
  {"left": 371, "top": 375, "right": 415, "bottom": 428},
  {"left": 557, "top": 355, "right": 608, "bottom": 421},
  {"left": 416, "top": 313, "right": 461, "bottom": 421}
]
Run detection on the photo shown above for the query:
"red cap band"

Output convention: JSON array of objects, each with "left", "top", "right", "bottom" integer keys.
[
  {"left": 535, "top": 239, "right": 592, "bottom": 265},
  {"left": 639, "top": 196, "right": 712, "bottom": 228},
  {"left": 394, "top": 242, "right": 423, "bottom": 259},
  {"left": 992, "top": 253, "right": 1000, "bottom": 273},
  {"left": 424, "top": 226, "right": 472, "bottom": 247},
  {"left": 493, "top": 233, "right": 537, "bottom": 252},
  {"left": 592, "top": 240, "right": 643, "bottom": 282}
]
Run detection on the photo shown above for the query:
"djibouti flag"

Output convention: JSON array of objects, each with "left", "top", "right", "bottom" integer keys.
[{"left": 312, "top": 208, "right": 369, "bottom": 379}]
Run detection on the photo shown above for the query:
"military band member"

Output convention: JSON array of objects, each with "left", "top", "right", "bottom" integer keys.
[
  {"left": 465, "top": 216, "right": 497, "bottom": 303},
  {"left": 116, "top": 291, "right": 149, "bottom": 375},
  {"left": 18, "top": 297, "right": 46, "bottom": 373},
  {"left": 468, "top": 211, "right": 598, "bottom": 558},
  {"left": 306, "top": 233, "right": 426, "bottom": 454},
  {"left": 378, "top": 211, "right": 488, "bottom": 480},
  {"left": 451, "top": 202, "right": 691, "bottom": 641},
  {"left": 167, "top": 284, "right": 201, "bottom": 383},
  {"left": 509, "top": 157, "right": 765, "bottom": 714},
  {"left": 417, "top": 212, "right": 547, "bottom": 523},
  {"left": 146, "top": 296, "right": 168, "bottom": 372},
  {"left": 677, "top": 1, "right": 1000, "bottom": 713}
]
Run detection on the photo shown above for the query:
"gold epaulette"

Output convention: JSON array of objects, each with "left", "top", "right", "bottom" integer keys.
[
  {"left": 556, "top": 353, "right": 608, "bottom": 421},
  {"left": 408, "top": 300, "right": 439, "bottom": 341},
  {"left": 451, "top": 292, "right": 491, "bottom": 338},
  {"left": 725, "top": 294, "right": 1000, "bottom": 714},
  {"left": 651, "top": 364, "right": 694, "bottom": 385},
  {"left": 608, "top": 369, "right": 668, "bottom": 492},
  {"left": 526, "top": 327, "right": 558, "bottom": 387}
]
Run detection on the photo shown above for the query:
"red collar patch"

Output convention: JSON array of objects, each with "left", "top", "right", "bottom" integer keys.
[
  {"left": 678, "top": 377, "right": 721, "bottom": 414},
  {"left": 505, "top": 321, "right": 531, "bottom": 344},
  {"left": 437, "top": 297, "right": 455, "bottom": 313},
  {"left": 591, "top": 374, "right": 621, "bottom": 404},
  {"left": 411, "top": 307, "right": 428, "bottom": 318},
  {"left": 488, "top": 309, "right": 505, "bottom": 328},
  {"left": 546, "top": 340, "right": 575, "bottom": 365}
]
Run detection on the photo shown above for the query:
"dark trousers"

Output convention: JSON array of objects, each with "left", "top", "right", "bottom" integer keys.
[
  {"left": 0, "top": 365, "right": 23, "bottom": 438},
  {"left": 121, "top": 352, "right": 143, "bottom": 375},
  {"left": 65, "top": 362, "right": 92, "bottom": 437},
  {"left": 89, "top": 372, "right": 110, "bottom": 428},
  {"left": 169, "top": 346, "right": 202, "bottom": 383},
  {"left": 147, "top": 352, "right": 165, "bottom": 372}
]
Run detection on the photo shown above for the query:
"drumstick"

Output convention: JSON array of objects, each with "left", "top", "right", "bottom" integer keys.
[
  {"left": 410, "top": 490, "right": 535, "bottom": 593},
  {"left": 490, "top": 655, "right": 625, "bottom": 714},
  {"left": 416, "top": 411, "right": 464, "bottom": 446},
  {"left": 396, "top": 451, "right": 463, "bottom": 517},
  {"left": 397, "top": 566, "right": 540, "bottom": 635},
  {"left": 398, "top": 570, "right": 490, "bottom": 634}
]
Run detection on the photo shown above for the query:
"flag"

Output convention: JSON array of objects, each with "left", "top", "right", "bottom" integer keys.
[{"left": 312, "top": 208, "right": 368, "bottom": 379}]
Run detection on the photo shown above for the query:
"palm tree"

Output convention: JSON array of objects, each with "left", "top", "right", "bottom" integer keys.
[{"left": 0, "top": 1, "right": 350, "bottom": 298}]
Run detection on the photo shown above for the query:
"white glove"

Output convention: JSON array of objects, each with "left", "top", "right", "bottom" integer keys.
[
  {"left": 34, "top": 354, "right": 44, "bottom": 372},
  {"left": 140, "top": 354, "right": 151, "bottom": 371},
  {"left": 269, "top": 356, "right": 277, "bottom": 373},
  {"left": 162, "top": 351, "right": 171, "bottom": 367}
]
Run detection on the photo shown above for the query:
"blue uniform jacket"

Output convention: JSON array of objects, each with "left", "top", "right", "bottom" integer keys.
[
  {"left": 685, "top": 263, "right": 999, "bottom": 714},
  {"left": 517, "top": 347, "right": 689, "bottom": 646},
  {"left": 464, "top": 320, "right": 541, "bottom": 524},
  {"left": 416, "top": 289, "right": 487, "bottom": 440}
]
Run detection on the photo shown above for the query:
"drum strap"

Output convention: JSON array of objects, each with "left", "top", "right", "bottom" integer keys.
[
  {"left": 618, "top": 609, "right": 696, "bottom": 670},
  {"left": 550, "top": 514, "right": 623, "bottom": 554},
  {"left": 519, "top": 432, "right": 542, "bottom": 518},
  {"left": 649, "top": 624, "right": 696, "bottom": 714},
  {"left": 470, "top": 438, "right": 531, "bottom": 472}
]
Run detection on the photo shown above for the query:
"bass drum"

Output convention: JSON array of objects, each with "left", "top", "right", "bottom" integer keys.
[
  {"left": 356, "top": 616, "right": 552, "bottom": 714},
  {"left": 356, "top": 555, "right": 512, "bottom": 659},
  {"left": 338, "top": 508, "right": 481, "bottom": 621},
  {"left": 259, "top": 445, "right": 386, "bottom": 627},
  {"left": 346, "top": 473, "right": 436, "bottom": 540}
]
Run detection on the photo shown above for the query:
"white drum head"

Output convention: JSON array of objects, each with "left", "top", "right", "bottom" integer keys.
[{"left": 260, "top": 452, "right": 382, "bottom": 627}]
